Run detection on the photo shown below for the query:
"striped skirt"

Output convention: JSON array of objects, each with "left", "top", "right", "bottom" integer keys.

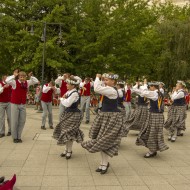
[
  {"left": 136, "top": 112, "right": 169, "bottom": 152},
  {"left": 123, "top": 105, "right": 148, "bottom": 136},
  {"left": 81, "top": 111, "right": 124, "bottom": 157},
  {"left": 53, "top": 111, "right": 84, "bottom": 145},
  {"left": 164, "top": 105, "right": 186, "bottom": 132}
]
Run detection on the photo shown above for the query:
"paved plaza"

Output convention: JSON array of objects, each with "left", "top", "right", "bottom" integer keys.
[{"left": 0, "top": 106, "right": 190, "bottom": 190}]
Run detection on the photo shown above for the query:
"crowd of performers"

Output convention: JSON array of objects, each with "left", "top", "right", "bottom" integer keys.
[{"left": 0, "top": 70, "right": 188, "bottom": 175}]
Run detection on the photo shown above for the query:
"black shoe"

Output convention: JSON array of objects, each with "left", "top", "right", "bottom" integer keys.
[
  {"left": 13, "top": 139, "right": 18, "bottom": 143},
  {"left": 177, "top": 133, "right": 183, "bottom": 136},
  {"left": 60, "top": 150, "right": 67, "bottom": 157},
  {"left": 41, "top": 126, "right": 46, "bottom": 130},
  {"left": 96, "top": 167, "right": 102, "bottom": 172},
  {"left": 66, "top": 152, "right": 72, "bottom": 159},
  {"left": 100, "top": 162, "right": 110, "bottom": 175},
  {"left": 85, "top": 120, "right": 89, "bottom": 124},
  {"left": 96, "top": 162, "right": 110, "bottom": 172},
  {"left": 17, "top": 139, "right": 22, "bottom": 143},
  {"left": 0, "top": 176, "right": 5, "bottom": 184},
  {"left": 60, "top": 153, "right": 66, "bottom": 157},
  {"left": 7, "top": 132, "right": 11, "bottom": 136},
  {"left": 144, "top": 152, "right": 157, "bottom": 158},
  {"left": 49, "top": 126, "right": 54, "bottom": 129},
  {"left": 0, "top": 134, "right": 5, "bottom": 138},
  {"left": 171, "top": 137, "right": 176, "bottom": 142}
]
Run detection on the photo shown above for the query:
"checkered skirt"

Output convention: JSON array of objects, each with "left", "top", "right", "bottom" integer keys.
[
  {"left": 123, "top": 105, "right": 148, "bottom": 136},
  {"left": 136, "top": 112, "right": 169, "bottom": 152},
  {"left": 164, "top": 105, "right": 186, "bottom": 132},
  {"left": 81, "top": 111, "right": 124, "bottom": 157},
  {"left": 118, "top": 107, "right": 126, "bottom": 117},
  {"left": 53, "top": 111, "right": 84, "bottom": 145}
]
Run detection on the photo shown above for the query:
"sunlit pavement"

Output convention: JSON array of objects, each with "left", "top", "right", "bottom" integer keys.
[{"left": 0, "top": 106, "right": 190, "bottom": 190}]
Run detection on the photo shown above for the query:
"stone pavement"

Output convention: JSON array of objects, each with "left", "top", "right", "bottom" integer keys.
[{"left": 0, "top": 106, "right": 190, "bottom": 190}]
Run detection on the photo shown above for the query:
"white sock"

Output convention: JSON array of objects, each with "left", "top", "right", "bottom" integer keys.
[
  {"left": 66, "top": 141, "right": 73, "bottom": 155},
  {"left": 63, "top": 149, "right": 67, "bottom": 154},
  {"left": 66, "top": 142, "right": 69, "bottom": 152},
  {"left": 101, "top": 151, "right": 109, "bottom": 170}
]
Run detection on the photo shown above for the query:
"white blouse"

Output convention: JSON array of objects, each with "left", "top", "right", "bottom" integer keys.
[
  {"left": 94, "top": 77, "right": 117, "bottom": 99},
  {"left": 60, "top": 88, "right": 79, "bottom": 107}
]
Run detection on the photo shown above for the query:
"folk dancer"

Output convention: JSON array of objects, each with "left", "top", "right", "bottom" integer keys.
[
  {"left": 123, "top": 83, "right": 132, "bottom": 118},
  {"left": 164, "top": 81, "right": 186, "bottom": 142},
  {"left": 123, "top": 79, "right": 148, "bottom": 136},
  {"left": 80, "top": 77, "right": 93, "bottom": 124},
  {"left": 6, "top": 70, "right": 39, "bottom": 143},
  {"left": 94, "top": 73, "right": 107, "bottom": 114},
  {"left": 81, "top": 73, "right": 124, "bottom": 174},
  {"left": 53, "top": 76, "right": 84, "bottom": 159},
  {"left": 116, "top": 80, "right": 126, "bottom": 116},
  {"left": 159, "top": 82, "right": 165, "bottom": 95},
  {"left": 41, "top": 81, "right": 58, "bottom": 130},
  {"left": 55, "top": 73, "right": 70, "bottom": 121},
  {"left": 133, "top": 81, "right": 169, "bottom": 158},
  {"left": 0, "top": 75, "right": 12, "bottom": 138}
]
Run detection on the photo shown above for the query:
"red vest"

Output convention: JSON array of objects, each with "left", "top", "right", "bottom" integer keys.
[
  {"left": 41, "top": 84, "right": 53, "bottom": 102},
  {"left": 11, "top": 80, "right": 28, "bottom": 104},
  {"left": 0, "top": 81, "right": 12, "bottom": 103},
  {"left": 60, "top": 80, "right": 67, "bottom": 97},
  {"left": 80, "top": 82, "right": 91, "bottom": 96},
  {"left": 124, "top": 89, "right": 131, "bottom": 102}
]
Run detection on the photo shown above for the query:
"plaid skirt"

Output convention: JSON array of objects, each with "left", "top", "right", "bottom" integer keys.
[
  {"left": 81, "top": 111, "right": 124, "bottom": 157},
  {"left": 123, "top": 105, "right": 148, "bottom": 136},
  {"left": 136, "top": 112, "right": 169, "bottom": 152},
  {"left": 53, "top": 111, "right": 84, "bottom": 145},
  {"left": 164, "top": 105, "right": 186, "bottom": 132},
  {"left": 118, "top": 107, "right": 126, "bottom": 117}
]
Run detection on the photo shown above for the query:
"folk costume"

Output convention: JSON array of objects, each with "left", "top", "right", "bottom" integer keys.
[
  {"left": 123, "top": 85, "right": 132, "bottom": 118},
  {"left": 133, "top": 82, "right": 169, "bottom": 158},
  {"left": 80, "top": 78, "right": 93, "bottom": 124},
  {"left": 0, "top": 79, "right": 12, "bottom": 137},
  {"left": 81, "top": 74, "right": 124, "bottom": 174},
  {"left": 6, "top": 73, "right": 38, "bottom": 143},
  {"left": 164, "top": 81, "right": 186, "bottom": 142},
  {"left": 116, "top": 80, "right": 126, "bottom": 116},
  {"left": 55, "top": 75, "right": 69, "bottom": 121},
  {"left": 53, "top": 76, "right": 84, "bottom": 159},
  {"left": 159, "top": 82, "right": 165, "bottom": 95},
  {"left": 94, "top": 73, "right": 107, "bottom": 114},
  {"left": 123, "top": 83, "right": 148, "bottom": 136},
  {"left": 41, "top": 83, "right": 58, "bottom": 130}
]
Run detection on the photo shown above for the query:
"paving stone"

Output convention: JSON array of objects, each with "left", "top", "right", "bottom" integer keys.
[
  {"left": 69, "top": 175, "right": 94, "bottom": 186},
  {"left": 41, "top": 176, "right": 68, "bottom": 187},
  {"left": 93, "top": 175, "right": 120, "bottom": 186},
  {"left": 162, "top": 174, "right": 190, "bottom": 184},
  {"left": 16, "top": 176, "right": 43, "bottom": 187},
  {"left": 122, "top": 186, "right": 149, "bottom": 190},
  {"left": 118, "top": 176, "right": 145, "bottom": 186},
  {"left": 2, "top": 107, "right": 190, "bottom": 190}
]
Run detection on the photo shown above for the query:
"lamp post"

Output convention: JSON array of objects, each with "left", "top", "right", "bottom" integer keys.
[
  {"left": 41, "top": 22, "right": 47, "bottom": 86},
  {"left": 30, "top": 22, "right": 64, "bottom": 85}
]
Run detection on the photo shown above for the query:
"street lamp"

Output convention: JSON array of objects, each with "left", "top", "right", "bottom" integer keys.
[
  {"left": 41, "top": 22, "right": 47, "bottom": 86},
  {"left": 30, "top": 22, "right": 64, "bottom": 85}
]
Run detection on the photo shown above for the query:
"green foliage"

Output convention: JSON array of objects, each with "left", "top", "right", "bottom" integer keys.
[{"left": 1, "top": 0, "right": 190, "bottom": 87}]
